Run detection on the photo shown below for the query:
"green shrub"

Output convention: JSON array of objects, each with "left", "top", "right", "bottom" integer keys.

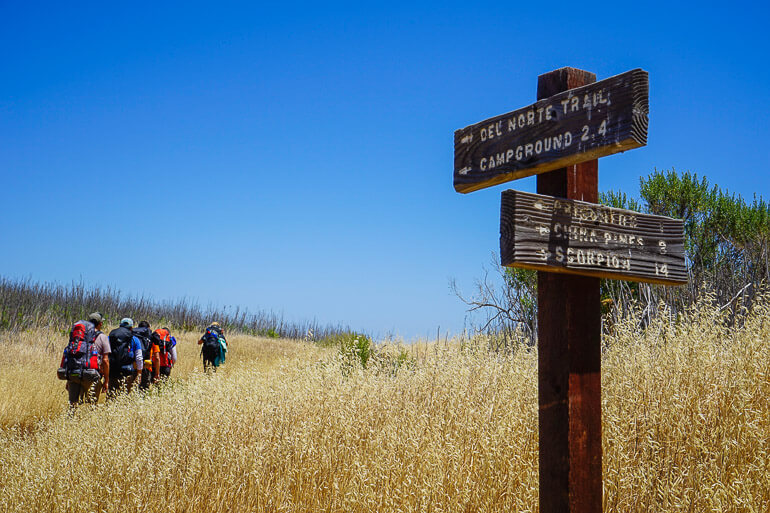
[
  {"left": 371, "top": 345, "right": 415, "bottom": 376},
  {"left": 339, "top": 333, "right": 371, "bottom": 370},
  {"left": 317, "top": 332, "right": 373, "bottom": 373}
]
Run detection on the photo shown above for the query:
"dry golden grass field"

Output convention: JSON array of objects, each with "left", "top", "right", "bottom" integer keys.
[{"left": 0, "top": 298, "right": 768, "bottom": 512}]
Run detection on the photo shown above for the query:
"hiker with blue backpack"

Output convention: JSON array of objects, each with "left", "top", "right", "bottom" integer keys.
[
  {"left": 107, "top": 318, "right": 144, "bottom": 399},
  {"left": 198, "top": 322, "right": 227, "bottom": 372},
  {"left": 58, "top": 312, "right": 111, "bottom": 406}
]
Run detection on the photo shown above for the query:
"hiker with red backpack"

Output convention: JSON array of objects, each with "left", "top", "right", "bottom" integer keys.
[
  {"left": 151, "top": 327, "right": 177, "bottom": 381},
  {"left": 198, "top": 322, "right": 227, "bottom": 372},
  {"left": 107, "top": 318, "right": 144, "bottom": 398},
  {"left": 58, "top": 312, "right": 111, "bottom": 406}
]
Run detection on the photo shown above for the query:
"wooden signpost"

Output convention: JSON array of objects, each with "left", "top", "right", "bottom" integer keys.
[{"left": 453, "top": 67, "right": 685, "bottom": 513}]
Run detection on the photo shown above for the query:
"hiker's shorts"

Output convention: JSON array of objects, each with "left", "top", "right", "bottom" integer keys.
[
  {"left": 140, "top": 368, "right": 152, "bottom": 390},
  {"left": 203, "top": 358, "right": 218, "bottom": 372},
  {"left": 107, "top": 373, "right": 138, "bottom": 400},
  {"left": 68, "top": 378, "right": 102, "bottom": 405}
]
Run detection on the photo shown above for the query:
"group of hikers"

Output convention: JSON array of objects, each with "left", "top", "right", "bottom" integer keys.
[{"left": 58, "top": 312, "right": 228, "bottom": 406}]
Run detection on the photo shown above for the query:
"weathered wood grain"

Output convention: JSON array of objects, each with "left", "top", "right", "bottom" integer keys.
[
  {"left": 454, "top": 68, "right": 648, "bottom": 193},
  {"left": 500, "top": 190, "right": 686, "bottom": 285}
]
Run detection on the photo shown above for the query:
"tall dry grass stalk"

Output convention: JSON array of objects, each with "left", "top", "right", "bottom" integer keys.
[{"left": 0, "top": 297, "right": 768, "bottom": 512}]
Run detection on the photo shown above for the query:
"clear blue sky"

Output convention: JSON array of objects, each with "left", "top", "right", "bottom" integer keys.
[{"left": 2, "top": 2, "right": 768, "bottom": 340}]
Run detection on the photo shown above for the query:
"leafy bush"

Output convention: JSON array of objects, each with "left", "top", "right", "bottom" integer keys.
[
  {"left": 603, "top": 169, "right": 769, "bottom": 327},
  {"left": 369, "top": 344, "right": 415, "bottom": 376},
  {"left": 337, "top": 332, "right": 372, "bottom": 371}
]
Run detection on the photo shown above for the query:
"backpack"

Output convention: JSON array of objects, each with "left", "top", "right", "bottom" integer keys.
[
  {"left": 152, "top": 328, "right": 174, "bottom": 367},
  {"left": 108, "top": 326, "right": 137, "bottom": 377},
  {"left": 133, "top": 326, "right": 153, "bottom": 360},
  {"left": 201, "top": 326, "right": 222, "bottom": 362},
  {"left": 58, "top": 320, "right": 100, "bottom": 383}
]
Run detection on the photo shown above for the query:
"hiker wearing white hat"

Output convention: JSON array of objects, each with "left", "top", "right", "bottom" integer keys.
[{"left": 106, "top": 317, "right": 144, "bottom": 399}]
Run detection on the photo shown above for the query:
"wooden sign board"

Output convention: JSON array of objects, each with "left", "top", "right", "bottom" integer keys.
[
  {"left": 500, "top": 190, "right": 686, "bottom": 285},
  {"left": 454, "top": 69, "right": 648, "bottom": 193}
]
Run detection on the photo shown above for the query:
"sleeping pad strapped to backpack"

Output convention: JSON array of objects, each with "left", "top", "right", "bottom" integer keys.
[
  {"left": 58, "top": 320, "right": 101, "bottom": 383},
  {"left": 108, "top": 326, "right": 136, "bottom": 377}
]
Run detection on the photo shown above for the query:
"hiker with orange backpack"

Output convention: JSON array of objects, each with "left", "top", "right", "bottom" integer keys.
[
  {"left": 58, "top": 312, "right": 111, "bottom": 406},
  {"left": 151, "top": 327, "right": 177, "bottom": 381}
]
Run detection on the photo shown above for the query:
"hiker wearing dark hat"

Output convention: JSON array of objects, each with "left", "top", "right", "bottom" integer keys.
[
  {"left": 107, "top": 317, "right": 144, "bottom": 399},
  {"left": 134, "top": 321, "right": 154, "bottom": 390},
  {"left": 198, "top": 322, "right": 227, "bottom": 372},
  {"left": 60, "top": 312, "right": 111, "bottom": 406}
]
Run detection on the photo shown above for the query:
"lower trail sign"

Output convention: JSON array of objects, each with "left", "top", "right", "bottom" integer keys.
[
  {"left": 500, "top": 190, "right": 686, "bottom": 285},
  {"left": 453, "top": 66, "right": 685, "bottom": 513}
]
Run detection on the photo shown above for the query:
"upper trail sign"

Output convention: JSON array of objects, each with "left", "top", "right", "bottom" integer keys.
[{"left": 454, "top": 68, "right": 649, "bottom": 193}]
